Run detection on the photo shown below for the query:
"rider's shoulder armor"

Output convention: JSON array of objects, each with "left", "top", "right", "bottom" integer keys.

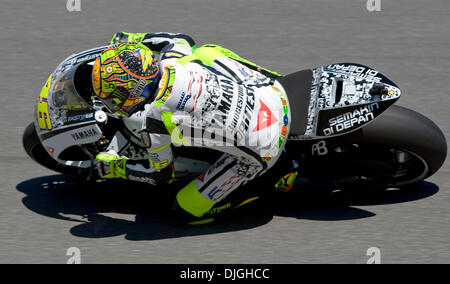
[{"left": 153, "top": 64, "right": 177, "bottom": 106}]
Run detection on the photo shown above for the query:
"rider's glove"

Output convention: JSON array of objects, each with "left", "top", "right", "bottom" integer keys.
[
  {"left": 109, "top": 32, "right": 147, "bottom": 45},
  {"left": 96, "top": 150, "right": 128, "bottom": 179}
]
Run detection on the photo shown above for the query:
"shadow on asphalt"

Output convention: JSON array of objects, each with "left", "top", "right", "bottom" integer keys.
[{"left": 16, "top": 175, "right": 439, "bottom": 241}]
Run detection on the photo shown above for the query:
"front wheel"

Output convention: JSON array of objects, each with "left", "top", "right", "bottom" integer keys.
[
  {"left": 294, "top": 105, "right": 447, "bottom": 188},
  {"left": 22, "top": 122, "right": 91, "bottom": 177}
]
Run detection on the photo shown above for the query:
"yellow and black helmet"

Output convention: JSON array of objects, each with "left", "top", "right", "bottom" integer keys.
[{"left": 92, "top": 42, "right": 160, "bottom": 116}]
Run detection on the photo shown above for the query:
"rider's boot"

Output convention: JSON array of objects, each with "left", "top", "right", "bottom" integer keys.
[{"left": 274, "top": 171, "right": 299, "bottom": 193}]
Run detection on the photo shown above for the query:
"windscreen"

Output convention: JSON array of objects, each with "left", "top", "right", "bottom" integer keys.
[{"left": 51, "top": 67, "right": 92, "bottom": 111}]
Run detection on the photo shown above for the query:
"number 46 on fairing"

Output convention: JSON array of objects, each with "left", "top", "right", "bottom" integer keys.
[{"left": 36, "top": 74, "right": 53, "bottom": 131}]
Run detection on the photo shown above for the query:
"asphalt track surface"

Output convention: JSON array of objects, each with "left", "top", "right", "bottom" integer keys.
[{"left": 0, "top": 0, "right": 449, "bottom": 264}]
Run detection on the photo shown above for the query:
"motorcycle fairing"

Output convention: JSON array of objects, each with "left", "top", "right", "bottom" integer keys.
[
  {"left": 35, "top": 46, "right": 108, "bottom": 165},
  {"left": 40, "top": 122, "right": 102, "bottom": 167},
  {"left": 287, "top": 63, "right": 401, "bottom": 140}
]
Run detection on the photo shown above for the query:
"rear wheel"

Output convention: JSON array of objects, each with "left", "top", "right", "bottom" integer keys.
[
  {"left": 295, "top": 105, "right": 447, "bottom": 188},
  {"left": 302, "top": 144, "right": 430, "bottom": 188}
]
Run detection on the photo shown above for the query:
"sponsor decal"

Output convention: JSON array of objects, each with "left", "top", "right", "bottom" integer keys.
[
  {"left": 228, "top": 58, "right": 254, "bottom": 78},
  {"left": 207, "top": 186, "right": 221, "bottom": 200},
  {"left": 54, "top": 49, "right": 103, "bottom": 79},
  {"left": 311, "top": 140, "right": 328, "bottom": 156},
  {"left": 66, "top": 112, "right": 94, "bottom": 123},
  {"left": 217, "top": 79, "right": 234, "bottom": 115},
  {"left": 206, "top": 203, "right": 231, "bottom": 215},
  {"left": 208, "top": 175, "right": 244, "bottom": 202},
  {"left": 206, "top": 155, "right": 229, "bottom": 176},
  {"left": 230, "top": 86, "right": 244, "bottom": 130},
  {"left": 237, "top": 87, "right": 255, "bottom": 134},
  {"left": 71, "top": 128, "right": 99, "bottom": 141},
  {"left": 253, "top": 99, "right": 278, "bottom": 132},
  {"left": 128, "top": 175, "right": 157, "bottom": 185},
  {"left": 45, "top": 146, "right": 55, "bottom": 157},
  {"left": 321, "top": 103, "right": 380, "bottom": 136},
  {"left": 326, "top": 64, "right": 381, "bottom": 82}
]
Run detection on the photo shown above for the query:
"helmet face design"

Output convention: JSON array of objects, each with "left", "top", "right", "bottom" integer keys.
[{"left": 92, "top": 43, "right": 160, "bottom": 116}]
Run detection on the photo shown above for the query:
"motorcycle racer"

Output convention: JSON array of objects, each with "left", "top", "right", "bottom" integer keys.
[{"left": 93, "top": 32, "right": 293, "bottom": 224}]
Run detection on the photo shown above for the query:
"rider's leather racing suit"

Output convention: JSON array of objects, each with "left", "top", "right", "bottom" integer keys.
[{"left": 109, "top": 32, "right": 291, "bottom": 221}]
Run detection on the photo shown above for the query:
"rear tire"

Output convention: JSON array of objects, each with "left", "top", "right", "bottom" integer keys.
[
  {"left": 344, "top": 105, "right": 447, "bottom": 180},
  {"left": 297, "top": 105, "right": 447, "bottom": 188}
]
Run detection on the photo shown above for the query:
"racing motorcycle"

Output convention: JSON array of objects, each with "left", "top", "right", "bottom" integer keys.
[{"left": 23, "top": 46, "right": 447, "bottom": 201}]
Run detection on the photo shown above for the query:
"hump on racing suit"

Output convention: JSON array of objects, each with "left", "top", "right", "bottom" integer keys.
[{"left": 109, "top": 32, "right": 291, "bottom": 223}]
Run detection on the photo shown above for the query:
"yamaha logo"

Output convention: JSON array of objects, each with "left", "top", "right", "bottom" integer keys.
[{"left": 71, "top": 128, "right": 99, "bottom": 141}]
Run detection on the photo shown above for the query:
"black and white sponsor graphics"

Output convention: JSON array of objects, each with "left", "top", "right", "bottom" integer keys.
[
  {"left": 66, "top": 112, "right": 94, "bottom": 123},
  {"left": 216, "top": 78, "right": 255, "bottom": 138},
  {"left": 71, "top": 127, "right": 99, "bottom": 141},
  {"left": 217, "top": 79, "right": 234, "bottom": 116},
  {"left": 230, "top": 85, "right": 244, "bottom": 130},
  {"left": 325, "top": 64, "right": 381, "bottom": 82},
  {"left": 120, "top": 144, "right": 149, "bottom": 160},
  {"left": 52, "top": 47, "right": 105, "bottom": 82},
  {"left": 318, "top": 103, "right": 383, "bottom": 136},
  {"left": 298, "top": 63, "right": 401, "bottom": 139},
  {"left": 184, "top": 76, "right": 256, "bottom": 144},
  {"left": 128, "top": 175, "right": 157, "bottom": 185}
]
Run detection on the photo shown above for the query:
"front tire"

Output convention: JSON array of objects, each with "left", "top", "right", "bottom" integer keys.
[{"left": 22, "top": 122, "right": 90, "bottom": 176}]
